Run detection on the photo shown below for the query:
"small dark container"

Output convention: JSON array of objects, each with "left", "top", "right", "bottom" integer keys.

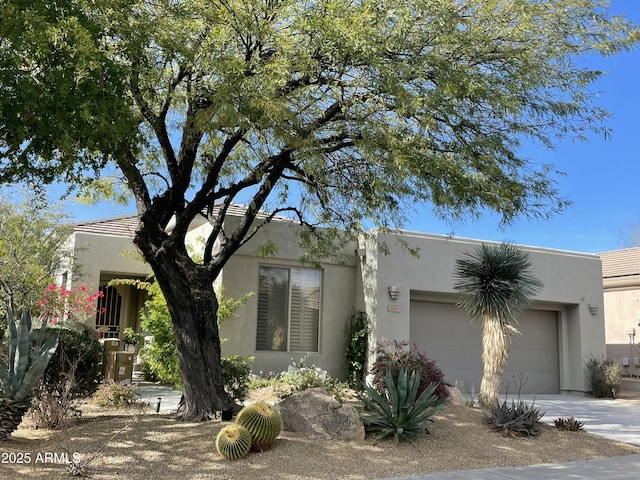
[{"left": 221, "top": 408, "right": 234, "bottom": 421}]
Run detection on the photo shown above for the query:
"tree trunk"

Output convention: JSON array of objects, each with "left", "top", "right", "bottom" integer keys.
[
  {"left": 478, "top": 317, "right": 509, "bottom": 409},
  {"left": 139, "top": 237, "right": 235, "bottom": 421}
]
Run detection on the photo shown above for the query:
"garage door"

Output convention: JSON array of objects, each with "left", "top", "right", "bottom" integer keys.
[{"left": 410, "top": 301, "right": 559, "bottom": 394}]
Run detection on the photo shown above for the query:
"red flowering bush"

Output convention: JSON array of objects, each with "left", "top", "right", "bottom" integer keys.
[
  {"left": 370, "top": 339, "right": 449, "bottom": 403},
  {"left": 35, "top": 284, "right": 105, "bottom": 326},
  {"left": 31, "top": 284, "right": 106, "bottom": 429}
]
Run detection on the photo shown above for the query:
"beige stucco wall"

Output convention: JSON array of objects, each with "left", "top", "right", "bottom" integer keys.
[
  {"left": 603, "top": 280, "right": 640, "bottom": 374},
  {"left": 186, "top": 218, "right": 359, "bottom": 379},
  {"left": 359, "top": 231, "right": 606, "bottom": 395},
  {"left": 66, "top": 232, "right": 151, "bottom": 332},
  {"left": 68, "top": 232, "right": 150, "bottom": 288},
  {"left": 66, "top": 218, "right": 606, "bottom": 392}
]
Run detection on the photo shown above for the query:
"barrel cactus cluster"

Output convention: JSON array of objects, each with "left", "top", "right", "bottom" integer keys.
[{"left": 215, "top": 401, "right": 282, "bottom": 460}]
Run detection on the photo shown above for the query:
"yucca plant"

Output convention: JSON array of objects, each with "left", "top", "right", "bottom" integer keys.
[
  {"left": 359, "top": 368, "right": 447, "bottom": 445},
  {"left": 453, "top": 243, "right": 543, "bottom": 409},
  {"left": 0, "top": 304, "right": 59, "bottom": 439}
]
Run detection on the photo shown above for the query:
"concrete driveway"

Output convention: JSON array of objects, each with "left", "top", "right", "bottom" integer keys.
[
  {"left": 381, "top": 393, "right": 640, "bottom": 480},
  {"left": 520, "top": 393, "right": 640, "bottom": 446}
]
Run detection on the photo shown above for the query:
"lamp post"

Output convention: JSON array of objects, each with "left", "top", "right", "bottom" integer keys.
[{"left": 628, "top": 328, "right": 637, "bottom": 379}]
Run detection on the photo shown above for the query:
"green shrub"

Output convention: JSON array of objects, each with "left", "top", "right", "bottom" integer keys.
[
  {"left": 359, "top": 368, "right": 447, "bottom": 444},
  {"left": 248, "top": 371, "right": 289, "bottom": 390},
  {"left": 553, "top": 416, "right": 585, "bottom": 431},
  {"left": 137, "top": 281, "right": 182, "bottom": 388},
  {"left": 484, "top": 399, "right": 544, "bottom": 437},
  {"left": 93, "top": 381, "right": 140, "bottom": 407},
  {"left": 370, "top": 340, "right": 448, "bottom": 403},
  {"left": 586, "top": 357, "right": 621, "bottom": 399},
  {"left": 345, "top": 311, "right": 369, "bottom": 390},
  {"left": 282, "top": 355, "right": 328, "bottom": 390},
  {"left": 123, "top": 327, "right": 144, "bottom": 347},
  {"left": 138, "top": 358, "right": 159, "bottom": 383},
  {"left": 221, "top": 355, "right": 254, "bottom": 402},
  {"left": 277, "top": 355, "right": 348, "bottom": 400},
  {"left": 39, "top": 323, "right": 104, "bottom": 399},
  {"left": 30, "top": 322, "right": 104, "bottom": 429}
]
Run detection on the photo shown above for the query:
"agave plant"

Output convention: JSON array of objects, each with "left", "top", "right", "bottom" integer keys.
[
  {"left": 358, "top": 368, "right": 447, "bottom": 444},
  {"left": 553, "top": 416, "right": 585, "bottom": 432},
  {"left": 484, "top": 399, "right": 544, "bottom": 438},
  {"left": 0, "top": 304, "right": 59, "bottom": 440}
]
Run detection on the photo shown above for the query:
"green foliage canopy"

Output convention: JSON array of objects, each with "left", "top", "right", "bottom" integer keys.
[
  {"left": 1, "top": 0, "right": 638, "bottom": 418},
  {"left": 1, "top": 0, "right": 638, "bottom": 259}
]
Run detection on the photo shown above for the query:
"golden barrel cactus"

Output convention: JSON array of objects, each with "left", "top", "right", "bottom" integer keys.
[
  {"left": 215, "top": 424, "right": 252, "bottom": 460},
  {"left": 237, "top": 401, "right": 282, "bottom": 452}
]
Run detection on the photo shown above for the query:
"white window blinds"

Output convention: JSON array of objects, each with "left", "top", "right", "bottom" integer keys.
[{"left": 256, "top": 266, "right": 321, "bottom": 352}]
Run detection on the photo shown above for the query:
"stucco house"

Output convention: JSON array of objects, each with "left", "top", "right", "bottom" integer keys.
[
  {"left": 61, "top": 215, "right": 151, "bottom": 340},
  {"left": 59, "top": 209, "right": 606, "bottom": 395},
  {"left": 600, "top": 247, "right": 640, "bottom": 376}
]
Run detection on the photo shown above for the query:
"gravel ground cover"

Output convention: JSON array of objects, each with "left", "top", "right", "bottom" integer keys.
[{"left": 2, "top": 389, "right": 640, "bottom": 480}]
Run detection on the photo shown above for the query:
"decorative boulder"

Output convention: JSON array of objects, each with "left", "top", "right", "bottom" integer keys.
[
  {"left": 276, "top": 387, "right": 365, "bottom": 441},
  {"left": 445, "top": 385, "right": 466, "bottom": 406}
]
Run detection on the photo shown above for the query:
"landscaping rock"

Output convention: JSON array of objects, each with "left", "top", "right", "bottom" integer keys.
[
  {"left": 276, "top": 387, "right": 365, "bottom": 441},
  {"left": 446, "top": 386, "right": 466, "bottom": 406}
]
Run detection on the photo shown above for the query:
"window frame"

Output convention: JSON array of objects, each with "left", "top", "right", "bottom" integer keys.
[{"left": 255, "top": 264, "right": 322, "bottom": 353}]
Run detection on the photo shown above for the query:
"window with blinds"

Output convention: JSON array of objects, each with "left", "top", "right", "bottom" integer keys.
[{"left": 256, "top": 266, "right": 321, "bottom": 352}]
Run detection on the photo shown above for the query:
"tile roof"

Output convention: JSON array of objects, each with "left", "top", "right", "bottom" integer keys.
[
  {"left": 600, "top": 247, "right": 640, "bottom": 279},
  {"left": 71, "top": 203, "right": 294, "bottom": 239},
  {"left": 73, "top": 215, "right": 139, "bottom": 238}
]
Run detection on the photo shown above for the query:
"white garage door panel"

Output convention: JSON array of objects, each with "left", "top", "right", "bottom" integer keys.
[{"left": 410, "top": 301, "right": 559, "bottom": 394}]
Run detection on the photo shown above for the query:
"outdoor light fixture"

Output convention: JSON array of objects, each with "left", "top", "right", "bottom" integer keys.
[
  {"left": 588, "top": 304, "right": 599, "bottom": 316},
  {"left": 388, "top": 285, "right": 401, "bottom": 300}
]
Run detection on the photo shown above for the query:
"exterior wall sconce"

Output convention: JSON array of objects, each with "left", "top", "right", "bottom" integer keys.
[
  {"left": 388, "top": 286, "right": 401, "bottom": 300},
  {"left": 588, "top": 304, "right": 598, "bottom": 316}
]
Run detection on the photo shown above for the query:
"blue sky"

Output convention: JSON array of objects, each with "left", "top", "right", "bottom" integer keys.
[
  {"left": 405, "top": 0, "right": 640, "bottom": 254},
  {"left": 60, "top": 1, "right": 640, "bottom": 254}
]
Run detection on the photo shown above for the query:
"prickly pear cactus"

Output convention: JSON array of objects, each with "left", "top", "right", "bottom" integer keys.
[
  {"left": 215, "top": 424, "right": 252, "bottom": 460},
  {"left": 237, "top": 401, "right": 282, "bottom": 452}
]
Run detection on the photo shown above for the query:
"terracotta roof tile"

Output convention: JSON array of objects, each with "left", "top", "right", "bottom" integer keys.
[
  {"left": 600, "top": 247, "right": 640, "bottom": 279},
  {"left": 73, "top": 215, "right": 139, "bottom": 238},
  {"left": 71, "top": 204, "right": 294, "bottom": 239}
]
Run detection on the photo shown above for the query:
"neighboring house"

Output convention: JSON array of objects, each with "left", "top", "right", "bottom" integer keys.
[
  {"left": 600, "top": 247, "right": 640, "bottom": 376},
  {"left": 59, "top": 209, "right": 605, "bottom": 395}
]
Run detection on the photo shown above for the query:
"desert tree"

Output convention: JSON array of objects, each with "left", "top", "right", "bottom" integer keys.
[
  {"left": 0, "top": 190, "right": 73, "bottom": 311},
  {"left": 453, "top": 243, "right": 543, "bottom": 409},
  {"left": 0, "top": 0, "right": 637, "bottom": 420},
  {"left": 616, "top": 221, "right": 640, "bottom": 248}
]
